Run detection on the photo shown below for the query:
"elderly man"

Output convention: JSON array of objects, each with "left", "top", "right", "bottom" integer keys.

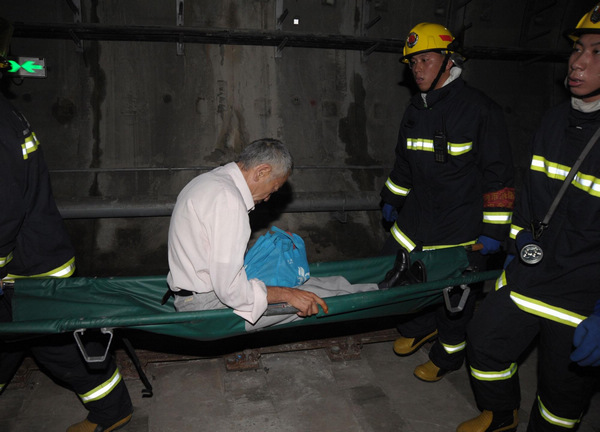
[{"left": 166, "top": 138, "right": 379, "bottom": 329}]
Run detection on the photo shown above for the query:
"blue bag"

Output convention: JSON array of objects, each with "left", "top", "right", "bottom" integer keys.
[{"left": 244, "top": 226, "right": 310, "bottom": 287}]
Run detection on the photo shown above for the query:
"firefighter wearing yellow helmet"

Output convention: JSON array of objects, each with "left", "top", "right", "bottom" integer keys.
[
  {"left": 401, "top": 22, "right": 458, "bottom": 63},
  {"left": 457, "top": 3, "right": 600, "bottom": 431},
  {"left": 398, "top": 22, "right": 465, "bottom": 93},
  {"left": 379, "top": 19, "right": 514, "bottom": 389}
]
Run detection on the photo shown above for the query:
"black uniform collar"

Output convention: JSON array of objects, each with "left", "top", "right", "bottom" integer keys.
[
  {"left": 569, "top": 104, "right": 600, "bottom": 128},
  {"left": 411, "top": 77, "right": 464, "bottom": 109}
]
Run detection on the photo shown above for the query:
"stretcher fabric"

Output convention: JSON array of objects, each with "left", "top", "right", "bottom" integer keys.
[{"left": 0, "top": 248, "right": 499, "bottom": 341}]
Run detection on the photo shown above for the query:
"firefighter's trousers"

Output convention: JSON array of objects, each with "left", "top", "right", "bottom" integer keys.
[
  {"left": 397, "top": 285, "right": 478, "bottom": 370},
  {"left": 466, "top": 286, "right": 599, "bottom": 431},
  {"left": 0, "top": 286, "right": 132, "bottom": 425},
  {"left": 395, "top": 249, "right": 487, "bottom": 371}
]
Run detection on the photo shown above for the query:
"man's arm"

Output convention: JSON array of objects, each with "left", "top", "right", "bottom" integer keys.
[
  {"left": 206, "top": 193, "right": 270, "bottom": 322},
  {"left": 267, "top": 285, "right": 328, "bottom": 316},
  {"left": 477, "top": 101, "right": 515, "bottom": 250},
  {"left": 0, "top": 136, "right": 26, "bottom": 279},
  {"left": 380, "top": 125, "right": 413, "bottom": 218}
]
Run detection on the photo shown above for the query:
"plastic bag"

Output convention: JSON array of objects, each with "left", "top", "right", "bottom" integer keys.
[{"left": 244, "top": 226, "right": 310, "bottom": 287}]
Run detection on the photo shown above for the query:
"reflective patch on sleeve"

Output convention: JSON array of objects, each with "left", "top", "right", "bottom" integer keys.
[
  {"left": 385, "top": 178, "right": 410, "bottom": 196},
  {"left": 390, "top": 224, "right": 416, "bottom": 252},
  {"left": 0, "top": 252, "right": 13, "bottom": 267},
  {"left": 494, "top": 270, "right": 507, "bottom": 291},
  {"left": 509, "top": 224, "right": 523, "bottom": 240},
  {"left": 483, "top": 211, "right": 512, "bottom": 225}
]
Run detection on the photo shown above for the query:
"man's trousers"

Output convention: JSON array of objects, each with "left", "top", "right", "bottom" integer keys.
[
  {"left": 466, "top": 286, "right": 599, "bottom": 431},
  {"left": 0, "top": 286, "right": 132, "bottom": 425}
]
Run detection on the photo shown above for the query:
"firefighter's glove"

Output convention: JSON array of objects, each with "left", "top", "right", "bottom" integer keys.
[
  {"left": 515, "top": 230, "right": 534, "bottom": 251},
  {"left": 571, "top": 301, "right": 600, "bottom": 367},
  {"left": 477, "top": 235, "right": 500, "bottom": 255},
  {"left": 382, "top": 203, "right": 398, "bottom": 222}
]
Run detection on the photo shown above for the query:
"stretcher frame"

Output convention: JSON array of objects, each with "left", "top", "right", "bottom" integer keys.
[{"left": 0, "top": 249, "right": 501, "bottom": 396}]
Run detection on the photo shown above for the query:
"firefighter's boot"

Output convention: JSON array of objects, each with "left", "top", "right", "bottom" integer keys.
[
  {"left": 67, "top": 413, "right": 132, "bottom": 432},
  {"left": 413, "top": 359, "right": 448, "bottom": 382},
  {"left": 393, "top": 329, "right": 438, "bottom": 356},
  {"left": 456, "top": 409, "right": 518, "bottom": 432}
]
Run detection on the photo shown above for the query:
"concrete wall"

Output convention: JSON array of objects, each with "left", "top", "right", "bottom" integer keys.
[{"left": 1, "top": 0, "right": 590, "bottom": 276}]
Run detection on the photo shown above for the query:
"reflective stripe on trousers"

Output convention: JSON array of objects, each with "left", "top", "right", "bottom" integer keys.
[{"left": 78, "top": 368, "right": 123, "bottom": 403}]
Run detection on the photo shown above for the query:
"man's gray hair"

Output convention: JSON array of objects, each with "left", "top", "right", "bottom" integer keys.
[{"left": 237, "top": 138, "right": 293, "bottom": 178}]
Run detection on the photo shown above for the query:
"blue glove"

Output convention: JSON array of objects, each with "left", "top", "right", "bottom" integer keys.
[
  {"left": 503, "top": 254, "right": 515, "bottom": 269},
  {"left": 571, "top": 301, "right": 600, "bottom": 367},
  {"left": 478, "top": 235, "right": 501, "bottom": 255},
  {"left": 515, "top": 230, "right": 541, "bottom": 253},
  {"left": 382, "top": 203, "right": 398, "bottom": 222}
]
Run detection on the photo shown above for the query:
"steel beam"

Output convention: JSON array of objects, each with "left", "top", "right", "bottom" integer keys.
[{"left": 12, "top": 22, "right": 570, "bottom": 61}]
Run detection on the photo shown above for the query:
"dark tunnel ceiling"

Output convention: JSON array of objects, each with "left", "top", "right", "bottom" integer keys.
[{"left": 12, "top": 22, "right": 570, "bottom": 63}]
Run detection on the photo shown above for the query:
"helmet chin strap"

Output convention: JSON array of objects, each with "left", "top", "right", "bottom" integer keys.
[
  {"left": 576, "top": 87, "right": 600, "bottom": 99},
  {"left": 426, "top": 53, "right": 451, "bottom": 93},
  {"left": 564, "top": 74, "right": 600, "bottom": 100}
]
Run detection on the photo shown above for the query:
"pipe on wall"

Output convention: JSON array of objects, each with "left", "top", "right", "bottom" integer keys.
[{"left": 57, "top": 192, "right": 382, "bottom": 219}]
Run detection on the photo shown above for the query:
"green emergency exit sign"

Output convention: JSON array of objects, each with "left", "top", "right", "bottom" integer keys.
[{"left": 6, "top": 57, "right": 46, "bottom": 78}]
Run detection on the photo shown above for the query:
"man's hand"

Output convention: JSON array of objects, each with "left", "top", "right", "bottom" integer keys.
[
  {"left": 267, "top": 286, "right": 328, "bottom": 316},
  {"left": 571, "top": 301, "right": 600, "bottom": 367}
]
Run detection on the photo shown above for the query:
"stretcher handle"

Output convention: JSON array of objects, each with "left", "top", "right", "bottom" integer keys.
[
  {"left": 442, "top": 284, "right": 471, "bottom": 313},
  {"left": 464, "top": 243, "right": 483, "bottom": 252},
  {"left": 73, "top": 328, "right": 114, "bottom": 363},
  {"left": 265, "top": 302, "right": 299, "bottom": 316}
]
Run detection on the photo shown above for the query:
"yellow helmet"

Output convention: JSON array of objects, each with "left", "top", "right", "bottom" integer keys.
[
  {"left": 401, "top": 22, "right": 457, "bottom": 63},
  {"left": 568, "top": 3, "right": 600, "bottom": 41}
]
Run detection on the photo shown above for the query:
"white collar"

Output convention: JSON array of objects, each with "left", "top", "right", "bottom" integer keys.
[
  {"left": 571, "top": 96, "right": 600, "bottom": 113},
  {"left": 420, "top": 66, "right": 463, "bottom": 105}
]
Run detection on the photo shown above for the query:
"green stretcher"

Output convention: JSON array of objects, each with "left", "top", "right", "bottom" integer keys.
[
  {"left": 0, "top": 247, "right": 500, "bottom": 344},
  {"left": 0, "top": 247, "right": 501, "bottom": 396}
]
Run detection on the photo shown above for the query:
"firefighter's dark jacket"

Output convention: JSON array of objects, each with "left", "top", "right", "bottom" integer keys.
[
  {"left": 380, "top": 77, "right": 514, "bottom": 251},
  {"left": 0, "top": 97, "right": 75, "bottom": 279},
  {"left": 500, "top": 101, "right": 600, "bottom": 320}
]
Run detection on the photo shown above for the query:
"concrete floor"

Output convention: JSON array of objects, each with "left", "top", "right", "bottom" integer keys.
[{"left": 0, "top": 321, "right": 599, "bottom": 432}]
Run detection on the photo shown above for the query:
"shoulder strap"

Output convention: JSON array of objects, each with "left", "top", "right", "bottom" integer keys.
[{"left": 536, "top": 124, "right": 600, "bottom": 237}]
